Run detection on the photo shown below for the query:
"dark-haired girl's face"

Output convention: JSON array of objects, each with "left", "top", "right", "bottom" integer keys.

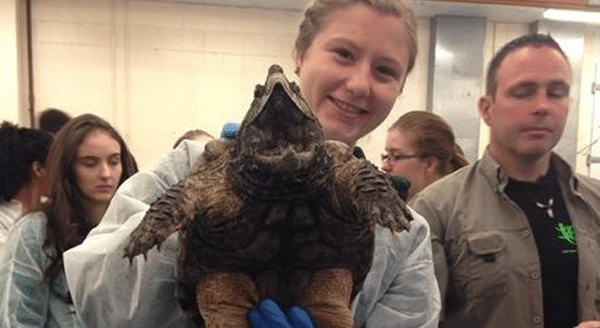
[{"left": 74, "top": 129, "right": 122, "bottom": 215}]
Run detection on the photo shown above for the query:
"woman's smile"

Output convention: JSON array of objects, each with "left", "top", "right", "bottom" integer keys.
[{"left": 328, "top": 96, "right": 368, "bottom": 116}]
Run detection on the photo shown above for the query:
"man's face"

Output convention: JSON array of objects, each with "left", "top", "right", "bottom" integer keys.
[{"left": 479, "top": 46, "right": 571, "bottom": 161}]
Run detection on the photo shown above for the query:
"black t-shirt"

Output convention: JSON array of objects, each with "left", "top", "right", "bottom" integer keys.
[{"left": 505, "top": 167, "right": 578, "bottom": 328}]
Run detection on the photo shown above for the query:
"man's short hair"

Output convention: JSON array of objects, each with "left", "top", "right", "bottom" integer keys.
[
  {"left": 485, "top": 33, "right": 569, "bottom": 97},
  {"left": 39, "top": 108, "right": 71, "bottom": 134}
]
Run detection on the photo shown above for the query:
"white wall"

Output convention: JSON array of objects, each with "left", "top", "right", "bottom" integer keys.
[
  {"left": 579, "top": 27, "right": 600, "bottom": 174},
  {"left": 31, "top": 0, "right": 301, "bottom": 167},
  {"left": 0, "top": 0, "right": 20, "bottom": 124},
  {"left": 20, "top": 0, "right": 600, "bottom": 173}
]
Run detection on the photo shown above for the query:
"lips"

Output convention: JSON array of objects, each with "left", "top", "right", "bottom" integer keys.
[
  {"left": 522, "top": 127, "right": 552, "bottom": 133},
  {"left": 329, "top": 96, "right": 367, "bottom": 116},
  {"left": 96, "top": 185, "right": 115, "bottom": 193}
]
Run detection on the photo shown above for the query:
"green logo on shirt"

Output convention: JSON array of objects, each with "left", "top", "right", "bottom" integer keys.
[{"left": 555, "top": 223, "right": 577, "bottom": 254}]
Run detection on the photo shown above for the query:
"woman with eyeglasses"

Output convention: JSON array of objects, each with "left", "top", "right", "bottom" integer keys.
[{"left": 381, "top": 111, "right": 468, "bottom": 200}]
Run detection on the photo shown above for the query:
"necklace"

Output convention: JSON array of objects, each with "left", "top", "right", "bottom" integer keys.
[{"left": 534, "top": 197, "right": 554, "bottom": 219}]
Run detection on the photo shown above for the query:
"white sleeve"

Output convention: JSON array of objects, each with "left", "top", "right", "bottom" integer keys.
[
  {"left": 63, "top": 140, "right": 205, "bottom": 328},
  {"left": 352, "top": 211, "right": 441, "bottom": 328}
]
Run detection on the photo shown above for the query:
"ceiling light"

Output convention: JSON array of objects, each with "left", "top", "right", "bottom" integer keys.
[{"left": 543, "top": 8, "right": 600, "bottom": 24}]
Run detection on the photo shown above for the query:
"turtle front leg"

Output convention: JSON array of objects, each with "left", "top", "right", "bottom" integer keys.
[
  {"left": 196, "top": 272, "right": 260, "bottom": 328},
  {"left": 124, "top": 183, "right": 196, "bottom": 262},
  {"left": 348, "top": 162, "right": 413, "bottom": 233}
]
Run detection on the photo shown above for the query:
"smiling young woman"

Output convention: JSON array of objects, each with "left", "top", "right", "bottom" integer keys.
[{"left": 62, "top": 1, "right": 442, "bottom": 327}]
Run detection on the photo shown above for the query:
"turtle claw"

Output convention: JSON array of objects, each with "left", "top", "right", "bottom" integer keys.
[{"left": 123, "top": 247, "right": 136, "bottom": 266}]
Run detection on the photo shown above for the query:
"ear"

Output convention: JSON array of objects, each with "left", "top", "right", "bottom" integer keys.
[
  {"left": 478, "top": 95, "right": 493, "bottom": 127},
  {"left": 424, "top": 156, "right": 441, "bottom": 176},
  {"left": 294, "top": 52, "right": 303, "bottom": 76},
  {"left": 31, "top": 161, "right": 45, "bottom": 178}
]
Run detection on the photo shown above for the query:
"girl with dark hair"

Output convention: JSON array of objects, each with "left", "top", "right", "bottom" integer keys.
[
  {"left": 0, "top": 114, "right": 137, "bottom": 327},
  {"left": 0, "top": 121, "right": 53, "bottom": 252}
]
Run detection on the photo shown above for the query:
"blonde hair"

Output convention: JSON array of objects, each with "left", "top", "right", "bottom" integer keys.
[
  {"left": 389, "top": 111, "right": 468, "bottom": 176},
  {"left": 294, "top": 0, "right": 418, "bottom": 75}
]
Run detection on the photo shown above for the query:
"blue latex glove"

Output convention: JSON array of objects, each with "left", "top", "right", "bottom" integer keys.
[
  {"left": 247, "top": 298, "right": 318, "bottom": 328},
  {"left": 220, "top": 122, "right": 240, "bottom": 139}
]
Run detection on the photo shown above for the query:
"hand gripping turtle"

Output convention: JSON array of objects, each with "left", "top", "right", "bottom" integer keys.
[{"left": 124, "top": 64, "right": 413, "bottom": 328}]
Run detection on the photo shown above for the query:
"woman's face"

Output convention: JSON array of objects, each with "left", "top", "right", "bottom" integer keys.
[
  {"left": 73, "top": 129, "right": 122, "bottom": 210},
  {"left": 295, "top": 3, "right": 412, "bottom": 147},
  {"left": 382, "top": 129, "right": 436, "bottom": 200}
]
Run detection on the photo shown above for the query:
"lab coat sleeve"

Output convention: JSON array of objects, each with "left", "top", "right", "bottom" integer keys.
[
  {"left": 0, "top": 214, "right": 50, "bottom": 327},
  {"left": 352, "top": 211, "right": 441, "bottom": 328},
  {"left": 63, "top": 140, "right": 205, "bottom": 328}
]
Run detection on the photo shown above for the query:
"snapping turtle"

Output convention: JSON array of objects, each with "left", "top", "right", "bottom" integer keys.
[{"left": 124, "top": 64, "right": 412, "bottom": 328}]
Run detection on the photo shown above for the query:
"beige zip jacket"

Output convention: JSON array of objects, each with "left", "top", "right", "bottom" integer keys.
[{"left": 411, "top": 149, "right": 600, "bottom": 328}]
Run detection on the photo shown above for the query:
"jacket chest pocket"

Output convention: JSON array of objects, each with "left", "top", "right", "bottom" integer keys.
[{"left": 463, "top": 232, "right": 509, "bottom": 300}]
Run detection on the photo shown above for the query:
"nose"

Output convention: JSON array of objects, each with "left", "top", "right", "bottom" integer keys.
[
  {"left": 532, "top": 92, "right": 551, "bottom": 116},
  {"left": 381, "top": 160, "right": 391, "bottom": 173},
  {"left": 345, "top": 63, "right": 371, "bottom": 99},
  {"left": 99, "top": 162, "right": 112, "bottom": 179}
]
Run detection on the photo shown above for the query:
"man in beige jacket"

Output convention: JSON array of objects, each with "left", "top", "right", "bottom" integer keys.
[{"left": 412, "top": 33, "right": 600, "bottom": 328}]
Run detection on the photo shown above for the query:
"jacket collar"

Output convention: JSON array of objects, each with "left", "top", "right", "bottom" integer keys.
[{"left": 479, "top": 147, "right": 577, "bottom": 193}]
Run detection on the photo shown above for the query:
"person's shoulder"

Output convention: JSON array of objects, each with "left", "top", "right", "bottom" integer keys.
[
  {"left": 13, "top": 211, "right": 46, "bottom": 229},
  {"left": 375, "top": 207, "right": 430, "bottom": 250},
  {"left": 144, "top": 138, "right": 208, "bottom": 181},
  {"left": 410, "top": 161, "right": 486, "bottom": 224},
  {"left": 574, "top": 172, "right": 600, "bottom": 187},
  {"left": 2, "top": 211, "right": 47, "bottom": 258},
  {"left": 407, "top": 208, "right": 429, "bottom": 232},
  {"left": 0, "top": 200, "right": 22, "bottom": 231},
  {"left": 573, "top": 172, "right": 600, "bottom": 197},
  {"left": 376, "top": 207, "right": 429, "bottom": 235},
  {"left": 418, "top": 161, "right": 480, "bottom": 199},
  {"left": 116, "top": 139, "right": 207, "bottom": 199}
]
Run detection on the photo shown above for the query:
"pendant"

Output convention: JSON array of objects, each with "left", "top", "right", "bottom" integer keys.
[{"left": 534, "top": 197, "right": 554, "bottom": 219}]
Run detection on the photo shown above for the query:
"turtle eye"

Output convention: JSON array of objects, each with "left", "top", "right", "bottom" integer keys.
[
  {"left": 290, "top": 82, "right": 301, "bottom": 95},
  {"left": 254, "top": 84, "right": 265, "bottom": 98}
]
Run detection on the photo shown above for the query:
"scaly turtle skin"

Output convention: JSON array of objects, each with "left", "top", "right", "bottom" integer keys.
[{"left": 124, "top": 65, "right": 412, "bottom": 328}]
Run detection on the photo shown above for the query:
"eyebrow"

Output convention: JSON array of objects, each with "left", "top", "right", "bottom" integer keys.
[
  {"left": 385, "top": 148, "right": 407, "bottom": 153},
  {"left": 547, "top": 80, "right": 570, "bottom": 88},
  {"left": 511, "top": 81, "right": 536, "bottom": 88},
  {"left": 326, "top": 37, "right": 403, "bottom": 70},
  {"left": 77, "top": 153, "right": 121, "bottom": 160},
  {"left": 514, "top": 78, "right": 568, "bottom": 85},
  {"left": 508, "top": 79, "right": 568, "bottom": 90}
]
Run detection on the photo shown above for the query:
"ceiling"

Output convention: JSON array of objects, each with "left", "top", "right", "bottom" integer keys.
[
  {"left": 413, "top": 1, "right": 546, "bottom": 23},
  {"left": 154, "top": 0, "right": 549, "bottom": 23}
]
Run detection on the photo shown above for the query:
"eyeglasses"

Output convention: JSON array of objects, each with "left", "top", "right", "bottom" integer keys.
[{"left": 381, "top": 153, "right": 421, "bottom": 163}]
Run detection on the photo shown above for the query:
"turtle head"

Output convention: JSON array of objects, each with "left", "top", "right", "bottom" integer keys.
[{"left": 230, "top": 64, "right": 330, "bottom": 201}]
